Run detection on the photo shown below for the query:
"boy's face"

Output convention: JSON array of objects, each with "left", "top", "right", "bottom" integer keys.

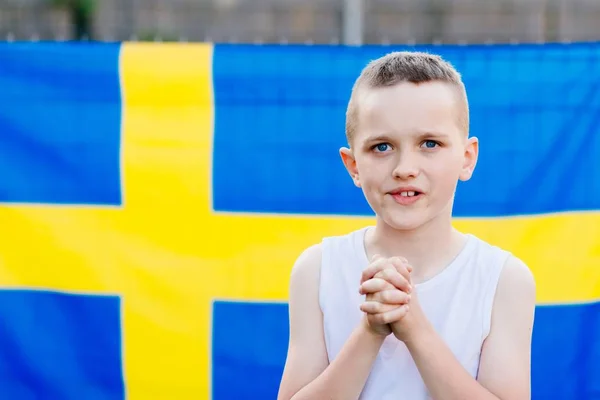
[{"left": 340, "top": 81, "right": 478, "bottom": 231}]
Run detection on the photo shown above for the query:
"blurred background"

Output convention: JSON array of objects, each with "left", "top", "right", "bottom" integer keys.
[
  {"left": 2, "top": 0, "right": 600, "bottom": 44},
  {"left": 0, "top": 1, "right": 599, "bottom": 400}
]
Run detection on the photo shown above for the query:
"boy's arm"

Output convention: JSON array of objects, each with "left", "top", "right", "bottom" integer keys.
[
  {"left": 474, "top": 255, "right": 536, "bottom": 398},
  {"left": 405, "top": 255, "right": 536, "bottom": 400},
  {"left": 277, "top": 244, "right": 388, "bottom": 400}
]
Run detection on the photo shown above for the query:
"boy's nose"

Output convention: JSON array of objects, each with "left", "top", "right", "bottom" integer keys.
[{"left": 392, "top": 154, "right": 419, "bottom": 180}]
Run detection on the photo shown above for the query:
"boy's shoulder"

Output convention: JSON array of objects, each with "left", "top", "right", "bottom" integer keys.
[
  {"left": 497, "top": 253, "right": 536, "bottom": 300},
  {"left": 467, "top": 233, "right": 534, "bottom": 282},
  {"left": 289, "top": 243, "right": 322, "bottom": 289},
  {"left": 466, "top": 233, "right": 536, "bottom": 313},
  {"left": 468, "top": 233, "right": 534, "bottom": 282}
]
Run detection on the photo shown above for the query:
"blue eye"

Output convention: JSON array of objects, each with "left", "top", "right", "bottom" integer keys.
[
  {"left": 374, "top": 143, "right": 390, "bottom": 152},
  {"left": 422, "top": 140, "right": 439, "bottom": 149}
]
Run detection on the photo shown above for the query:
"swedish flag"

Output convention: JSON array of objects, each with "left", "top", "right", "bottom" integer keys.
[{"left": 0, "top": 42, "right": 598, "bottom": 400}]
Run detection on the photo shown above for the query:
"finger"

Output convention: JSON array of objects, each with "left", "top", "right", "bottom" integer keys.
[
  {"left": 371, "top": 289, "right": 411, "bottom": 305},
  {"left": 359, "top": 278, "right": 394, "bottom": 294},
  {"left": 374, "top": 268, "right": 412, "bottom": 294},
  {"left": 361, "top": 257, "right": 390, "bottom": 284},
  {"left": 389, "top": 257, "right": 413, "bottom": 279},
  {"left": 360, "top": 301, "right": 397, "bottom": 314},
  {"left": 390, "top": 255, "right": 408, "bottom": 265},
  {"left": 371, "top": 305, "right": 410, "bottom": 325},
  {"left": 361, "top": 256, "right": 412, "bottom": 284}
]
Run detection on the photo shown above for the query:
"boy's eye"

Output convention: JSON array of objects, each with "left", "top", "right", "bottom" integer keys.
[
  {"left": 422, "top": 140, "right": 439, "bottom": 149},
  {"left": 374, "top": 143, "right": 390, "bottom": 152}
]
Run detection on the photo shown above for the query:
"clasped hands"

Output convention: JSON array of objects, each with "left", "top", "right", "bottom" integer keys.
[{"left": 359, "top": 254, "right": 422, "bottom": 342}]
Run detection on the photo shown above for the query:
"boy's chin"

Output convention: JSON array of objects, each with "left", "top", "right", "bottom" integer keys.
[{"left": 380, "top": 212, "right": 429, "bottom": 232}]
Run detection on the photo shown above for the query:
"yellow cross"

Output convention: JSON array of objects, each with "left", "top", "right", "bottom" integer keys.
[
  {"left": 0, "top": 43, "right": 370, "bottom": 399},
  {"left": 0, "top": 42, "right": 597, "bottom": 400}
]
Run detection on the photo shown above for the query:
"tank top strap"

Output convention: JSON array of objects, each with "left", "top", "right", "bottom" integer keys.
[
  {"left": 319, "top": 227, "right": 370, "bottom": 313},
  {"left": 475, "top": 240, "right": 512, "bottom": 340}
]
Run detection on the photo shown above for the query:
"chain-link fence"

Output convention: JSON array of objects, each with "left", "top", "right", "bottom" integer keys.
[{"left": 1, "top": 0, "right": 600, "bottom": 44}]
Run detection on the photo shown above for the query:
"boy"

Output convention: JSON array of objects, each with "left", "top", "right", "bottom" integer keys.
[{"left": 277, "top": 51, "right": 536, "bottom": 400}]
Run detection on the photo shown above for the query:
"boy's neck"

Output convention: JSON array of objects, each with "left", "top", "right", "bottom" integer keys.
[{"left": 365, "top": 213, "right": 467, "bottom": 284}]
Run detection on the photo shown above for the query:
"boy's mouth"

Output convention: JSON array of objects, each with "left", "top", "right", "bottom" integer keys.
[
  {"left": 389, "top": 188, "right": 424, "bottom": 205},
  {"left": 389, "top": 186, "right": 423, "bottom": 196}
]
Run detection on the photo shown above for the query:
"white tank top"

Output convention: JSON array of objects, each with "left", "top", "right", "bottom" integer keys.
[{"left": 319, "top": 226, "right": 510, "bottom": 400}]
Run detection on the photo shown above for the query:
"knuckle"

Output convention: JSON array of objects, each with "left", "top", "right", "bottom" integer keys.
[
  {"left": 373, "top": 258, "right": 386, "bottom": 267},
  {"left": 379, "top": 313, "right": 389, "bottom": 324},
  {"left": 384, "top": 290, "right": 397, "bottom": 303},
  {"left": 365, "top": 279, "right": 379, "bottom": 292},
  {"left": 379, "top": 291, "right": 389, "bottom": 302},
  {"left": 395, "top": 292, "right": 404, "bottom": 303},
  {"left": 381, "top": 292, "right": 391, "bottom": 302},
  {"left": 383, "top": 281, "right": 395, "bottom": 291}
]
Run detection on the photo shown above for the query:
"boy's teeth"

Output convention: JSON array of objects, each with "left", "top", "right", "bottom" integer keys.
[{"left": 400, "top": 191, "right": 416, "bottom": 197}]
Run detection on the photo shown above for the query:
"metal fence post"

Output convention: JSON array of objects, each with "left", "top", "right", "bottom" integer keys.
[
  {"left": 342, "top": 0, "right": 364, "bottom": 46},
  {"left": 121, "top": 0, "right": 137, "bottom": 40}
]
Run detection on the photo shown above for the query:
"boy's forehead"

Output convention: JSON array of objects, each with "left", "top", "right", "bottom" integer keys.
[
  {"left": 355, "top": 81, "right": 464, "bottom": 140},
  {"left": 360, "top": 80, "right": 458, "bottom": 114}
]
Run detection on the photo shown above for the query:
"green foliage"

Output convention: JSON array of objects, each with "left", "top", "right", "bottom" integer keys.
[{"left": 49, "top": 0, "right": 96, "bottom": 40}]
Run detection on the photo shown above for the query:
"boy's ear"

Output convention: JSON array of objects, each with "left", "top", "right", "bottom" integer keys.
[
  {"left": 459, "top": 136, "right": 479, "bottom": 182},
  {"left": 339, "top": 147, "right": 361, "bottom": 188}
]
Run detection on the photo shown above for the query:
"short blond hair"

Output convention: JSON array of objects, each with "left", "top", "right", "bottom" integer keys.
[{"left": 345, "top": 51, "right": 469, "bottom": 143}]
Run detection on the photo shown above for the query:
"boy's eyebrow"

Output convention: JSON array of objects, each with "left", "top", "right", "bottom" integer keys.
[
  {"left": 362, "top": 134, "right": 393, "bottom": 144},
  {"left": 415, "top": 131, "right": 451, "bottom": 140}
]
